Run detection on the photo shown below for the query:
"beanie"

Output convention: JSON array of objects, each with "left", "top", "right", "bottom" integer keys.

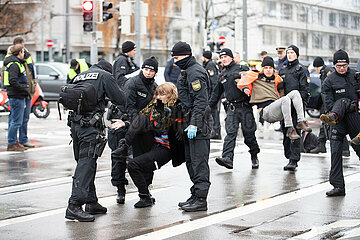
[
  {"left": 97, "top": 59, "right": 112, "bottom": 74},
  {"left": 287, "top": 45, "right": 299, "bottom": 57},
  {"left": 313, "top": 57, "right": 324, "bottom": 67},
  {"left": 70, "top": 59, "right": 78, "bottom": 69},
  {"left": 333, "top": 49, "right": 349, "bottom": 65},
  {"left": 142, "top": 56, "right": 158, "bottom": 72},
  {"left": 202, "top": 51, "right": 212, "bottom": 60},
  {"left": 122, "top": 41, "right": 136, "bottom": 53},
  {"left": 219, "top": 48, "right": 234, "bottom": 58},
  {"left": 171, "top": 41, "right": 192, "bottom": 56},
  {"left": 261, "top": 56, "right": 275, "bottom": 68}
]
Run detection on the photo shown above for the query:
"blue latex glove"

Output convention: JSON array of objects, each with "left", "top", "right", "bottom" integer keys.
[{"left": 184, "top": 125, "right": 197, "bottom": 139}]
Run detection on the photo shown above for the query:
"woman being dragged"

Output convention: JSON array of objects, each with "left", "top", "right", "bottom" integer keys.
[{"left": 237, "top": 56, "right": 311, "bottom": 140}]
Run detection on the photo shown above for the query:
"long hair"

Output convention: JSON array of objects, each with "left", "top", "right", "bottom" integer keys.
[{"left": 152, "top": 82, "right": 178, "bottom": 106}]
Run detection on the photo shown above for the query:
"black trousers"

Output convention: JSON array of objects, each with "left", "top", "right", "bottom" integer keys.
[
  {"left": 128, "top": 145, "right": 171, "bottom": 195},
  {"left": 281, "top": 107, "right": 301, "bottom": 161},
  {"left": 222, "top": 105, "right": 259, "bottom": 160},
  {"left": 68, "top": 123, "right": 99, "bottom": 205},
  {"left": 108, "top": 128, "right": 128, "bottom": 187},
  {"left": 329, "top": 98, "right": 360, "bottom": 188},
  {"left": 210, "top": 101, "right": 221, "bottom": 133}
]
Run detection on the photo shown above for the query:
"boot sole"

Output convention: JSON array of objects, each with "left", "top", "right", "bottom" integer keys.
[
  {"left": 182, "top": 206, "right": 208, "bottom": 212},
  {"left": 85, "top": 210, "right": 107, "bottom": 215},
  {"left": 65, "top": 215, "right": 95, "bottom": 222}
]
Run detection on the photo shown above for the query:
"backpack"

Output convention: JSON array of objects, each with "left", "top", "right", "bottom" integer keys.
[
  {"left": 300, "top": 131, "right": 319, "bottom": 153},
  {"left": 58, "top": 81, "right": 97, "bottom": 113}
]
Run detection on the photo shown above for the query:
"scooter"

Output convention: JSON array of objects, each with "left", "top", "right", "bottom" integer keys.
[{"left": 0, "top": 84, "right": 50, "bottom": 118}]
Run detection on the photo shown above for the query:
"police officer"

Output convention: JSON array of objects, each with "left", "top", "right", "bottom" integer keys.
[
  {"left": 275, "top": 47, "right": 288, "bottom": 72},
  {"left": 65, "top": 60, "right": 126, "bottom": 222},
  {"left": 112, "top": 41, "right": 139, "bottom": 88},
  {"left": 172, "top": 41, "right": 210, "bottom": 212},
  {"left": 67, "top": 59, "right": 91, "bottom": 83},
  {"left": 202, "top": 50, "right": 221, "bottom": 139},
  {"left": 279, "top": 45, "right": 310, "bottom": 171},
  {"left": 321, "top": 49, "right": 360, "bottom": 196},
  {"left": 210, "top": 48, "right": 260, "bottom": 169}
]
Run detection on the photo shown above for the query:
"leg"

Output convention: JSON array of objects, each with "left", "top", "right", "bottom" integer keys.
[
  {"left": 262, "top": 96, "right": 292, "bottom": 127},
  {"left": 19, "top": 98, "right": 31, "bottom": 145},
  {"left": 210, "top": 101, "right": 221, "bottom": 139},
  {"left": 287, "top": 90, "right": 305, "bottom": 122},
  {"left": 221, "top": 110, "right": 240, "bottom": 160},
  {"left": 7, "top": 98, "right": 25, "bottom": 145}
]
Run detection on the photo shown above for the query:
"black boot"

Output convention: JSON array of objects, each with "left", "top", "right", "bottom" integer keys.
[
  {"left": 178, "top": 195, "right": 196, "bottom": 208},
  {"left": 65, "top": 204, "right": 95, "bottom": 222},
  {"left": 181, "top": 197, "right": 207, "bottom": 212},
  {"left": 310, "top": 142, "right": 326, "bottom": 153},
  {"left": 111, "top": 139, "right": 129, "bottom": 158},
  {"left": 215, "top": 157, "right": 233, "bottom": 169},
  {"left": 326, "top": 187, "right": 345, "bottom": 197},
  {"left": 85, "top": 202, "right": 107, "bottom": 214},
  {"left": 283, "top": 160, "right": 298, "bottom": 171},
  {"left": 116, "top": 185, "right": 126, "bottom": 204},
  {"left": 251, "top": 154, "right": 259, "bottom": 169},
  {"left": 134, "top": 194, "right": 154, "bottom": 208}
]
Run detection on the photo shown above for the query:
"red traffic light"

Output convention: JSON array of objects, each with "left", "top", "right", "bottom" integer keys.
[{"left": 82, "top": 1, "right": 93, "bottom": 11}]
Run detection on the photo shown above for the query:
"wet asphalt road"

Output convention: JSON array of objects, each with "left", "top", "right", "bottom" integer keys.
[{"left": 0, "top": 103, "right": 360, "bottom": 240}]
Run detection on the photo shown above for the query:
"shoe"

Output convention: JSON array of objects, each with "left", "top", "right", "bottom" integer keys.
[
  {"left": 178, "top": 195, "right": 196, "bottom": 208},
  {"left": 286, "top": 127, "right": 300, "bottom": 140},
  {"left": 310, "top": 142, "right": 327, "bottom": 153},
  {"left": 350, "top": 133, "right": 360, "bottom": 145},
  {"left": 215, "top": 157, "right": 233, "bottom": 169},
  {"left": 320, "top": 113, "right": 337, "bottom": 126},
  {"left": 22, "top": 142, "right": 35, "bottom": 148},
  {"left": 16, "top": 141, "right": 28, "bottom": 150},
  {"left": 326, "top": 187, "right": 345, "bottom": 197},
  {"left": 85, "top": 202, "right": 107, "bottom": 214},
  {"left": 342, "top": 150, "right": 350, "bottom": 157},
  {"left": 251, "top": 154, "right": 259, "bottom": 169},
  {"left": 296, "top": 121, "right": 312, "bottom": 132},
  {"left": 7, "top": 143, "right": 25, "bottom": 152},
  {"left": 111, "top": 139, "right": 129, "bottom": 158},
  {"left": 181, "top": 197, "right": 207, "bottom": 212},
  {"left": 65, "top": 204, "right": 95, "bottom": 222},
  {"left": 134, "top": 194, "right": 154, "bottom": 208},
  {"left": 283, "top": 160, "right": 298, "bottom": 171},
  {"left": 116, "top": 185, "right": 126, "bottom": 204}
]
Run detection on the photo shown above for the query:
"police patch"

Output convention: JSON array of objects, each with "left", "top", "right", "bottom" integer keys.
[
  {"left": 191, "top": 80, "right": 201, "bottom": 91},
  {"left": 327, "top": 71, "right": 331, "bottom": 76},
  {"left": 208, "top": 70, "right": 214, "bottom": 76}
]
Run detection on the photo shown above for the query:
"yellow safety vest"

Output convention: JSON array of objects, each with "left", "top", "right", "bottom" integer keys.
[
  {"left": 4, "top": 62, "right": 26, "bottom": 86},
  {"left": 67, "top": 59, "right": 89, "bottom": 80}
]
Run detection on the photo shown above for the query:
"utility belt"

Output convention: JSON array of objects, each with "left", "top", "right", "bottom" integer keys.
[
  {"left": 228, "top": 101, "right": 251, "bottom": 111},
  {"left": 106, "top": 102, "right": 128, "bottom": 121},
  {"left": 68, "top": 111, "right": 104, "bottom": 129}
]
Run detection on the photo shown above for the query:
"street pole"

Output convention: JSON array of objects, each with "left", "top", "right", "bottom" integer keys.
[
  {"left": 41, "top": 0, "right": 44, "bottom": 62},
  {"left": 134, "top": 0, "right": 141, "bottom": 66},
  {"left": 65, "top": 0, "right": 70, "bottom": 63},
  {"left": 90, "top": 0, "right": 98, "bottom": 64},
  {"left": 242, "top": 0, "right": 247, "bottom": 61},
  {"left": 49, "top": 0, "right": 53, "bottom": 62},
  {"left": 199, "top": 0, "right": 203, "bottom": 56}
]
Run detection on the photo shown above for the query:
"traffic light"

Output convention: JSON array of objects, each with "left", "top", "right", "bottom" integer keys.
[
  {"left": 102, "top": 1, "right": 113, "bottom": 22},
  {"left": 82, "top": 0, "right": 93, "bottom": 32}
]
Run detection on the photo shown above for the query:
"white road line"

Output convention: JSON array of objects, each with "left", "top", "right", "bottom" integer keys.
[
  {"left": 128, "top": 173, "right": 360, "bottom": 240},
  {"left": 0, "top": 144, "right": 71, "bottom": 156},
  {"left": 0, "top": 187, "right": 171, "bottom": 228}
]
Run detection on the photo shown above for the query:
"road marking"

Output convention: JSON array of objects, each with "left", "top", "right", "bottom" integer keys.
[
  {"left": 128, "top": 173, "right": 360, "bottom": 240},
  {"left": 0, "top": 144, "right": 71, "bottom": 156},
  {"left": 0, "top": 187, "right": 171, "bottom": 228}
]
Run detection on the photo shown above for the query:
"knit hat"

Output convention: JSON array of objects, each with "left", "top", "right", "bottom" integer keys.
[
  {"left": 122, "top": 41, "right": 136, "bottom": 53},
  {"left": 142, "top": 56, "right": 158, "bottom": 72},
  {"left": 261, "top": 56, "right": 274, "bottom": 68},
  {"left": 171, "top": 41, "right": 192, "bottom": 56},
  {"left": 203, "top": 51, "right": 212, "bottom": 60},
  {"left": 219, "top": 48, "right": 234, "bottom": 58},
  {"left": 97, "top": 59, "right": 112, "bottom": 74},
  {"left": 287, "top": 45, "right": 299, "bottom": 57},
  {"left": 313, "top": 57, "right": 324, "bottom": 67},
  {"left": 333, "top": 49, "right": 349, "bottom": 65},
  {"left": 70, "top": 59, "right": 78, "bottom": 69}
]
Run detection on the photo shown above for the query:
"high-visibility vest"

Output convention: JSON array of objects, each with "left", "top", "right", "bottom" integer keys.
[
  {"left": 67, "top": 59, "right": 89, "bottom": 80},
  {"left": 4, "top": 61, "right": 26, "bottom": 86}
]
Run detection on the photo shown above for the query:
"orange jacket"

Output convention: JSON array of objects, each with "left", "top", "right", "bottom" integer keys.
[{"left": 237, "top": 71, "right": 283, "bottom": 98}]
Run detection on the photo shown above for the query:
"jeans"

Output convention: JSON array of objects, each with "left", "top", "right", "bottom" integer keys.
[
  {"left": 8, "top": 98, "right": 26, "bottom": 145},
  {"left": 19, "top": 98, "right": 31, "bottom": 144}
]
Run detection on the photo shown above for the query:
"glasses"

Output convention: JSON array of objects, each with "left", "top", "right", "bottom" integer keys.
[{"left": 335, "top": 64, "right": 348, "bottom": 69}]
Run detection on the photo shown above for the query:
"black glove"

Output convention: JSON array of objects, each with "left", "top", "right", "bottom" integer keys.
[
  {"left": 233, "top": 72, "right": 241, "bottom": 80},
  {"left": 155, "top": 99, "right": 165, "bottom": 114},
  {"left": 277, "top": 82, "right": 284, "bottom": 91}
]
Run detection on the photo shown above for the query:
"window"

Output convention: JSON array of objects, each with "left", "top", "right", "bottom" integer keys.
[
  {"left": 329, "top": 12, "right": 336, "bottom": 26},
  {"left": 281, "top": 31, "right": 293, "bottom": 46},
  {"left": 338, "top": 36, "right": 347, "bottom": 50},
  {"left": 264, "top": 1, "right": 277, "bottom": 18},
  {"left": 297, "top": 6, "right": 307, "bottom": 22},
  {"left": 297, "top": 32, "right": 307, "bottom": 47},
  {"left": 173, "top": 29, "right": 181, "bottom": 43},
  {"left": 351, "top": 15, "right": 359, "bottom": 29},
  {"left": 312, "top": 33, "right": 322, "bottom": 49},
  {"left": 329, "top": 35, "right": 336, "bottom": 50},
  {"left": 339, "top": 13, "right": 349, "bottom": 28},
  {"left": 262, "top": 28, "right": 276, "bottom": 45},
  {"left": 351, "top": 36, "right": 360, "bottom": 51},
  {"left": 281, "top": 3, "right": 292, "bottom": 20},
  {"left": 36, "top": 65, "right": 54, "bottom": 76},
  {"left": 173, "top": 1, "right": 181, "bottom": 16},
  {"left": 312, "top": 9, "right": 323, "bottom": 25}
]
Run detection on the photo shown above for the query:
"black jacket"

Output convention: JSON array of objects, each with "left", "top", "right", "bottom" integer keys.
[
  {"left": 72, "top": 65, "right": 126, "bottom": 113},
  {"left": 279, "top": 59, "right": 310, "bottom": 104},
  {"left": 319, "top": 65, "right": 334, "bottom": 83},
  {"left": 124, "top": 73, "right": 157, "bottom": 121},
  {"left": 3, "top": 55, "right": 29, "bottom": 98},
  {"left": 164, "top": 58, "right": 181, "bottom": 85},
  {"left": 209, "top": 60, "right": 250, "bottom": 108},
  {"left": 203, "top": 60, "right": 219, "bottom": 94},
  {"left": 322, "top": 68, "right": 359, "bottom": 112},
  {"left": 112, "top": 53, "right": 139, "bottom": 88}
]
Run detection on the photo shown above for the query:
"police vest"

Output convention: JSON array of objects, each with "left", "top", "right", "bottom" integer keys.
[
  {"left": 3, "top": 61, "right": 27, "bottom": 86},
  {"left": 67, "top": 59, "right": 89, "bottom": 80}
]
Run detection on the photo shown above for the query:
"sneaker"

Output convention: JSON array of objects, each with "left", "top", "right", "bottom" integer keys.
[
  {"left": 178, "top": 195, "right": 196, "bottom": 208},
  {"left": 296, "top": 121, "right": 312, "bottom": 132},
  {"left": 22, "top": 142, "right": 35, "bottom": 148},
  {"left": 85, "top": 202, "right": 107, "bottom": 214},
  {"left": 65, "top": 204, "right": 95, "bottom": 222},
  {"left": 286, "top": 127, "right": 300, "bottom": 140},
  {"left": 134, "top": 194, "right": 154, "bottom": 208},
  {"left": 16, "top": 141, "right": 28, "bottom": 150},
  {"left": 283, "top": 160, "right": 298, "bottom": 171},
  {"left": 251, "top": 154, "right": 259, "bottom": 169},
  {"left": 215, "top": 157, "right": 233, "bottom": 169},
  {"left": 320, "top": 113, "right": 337, "bottom": 126},
  {"left": 7, "top": 144, "right": 25, "bottom": 152},
  {"left": 326, "top": 187, "right": 345, "bottom": 197},
  {"left": 181, "top": 198, "right": 207, "bottom": 212}
]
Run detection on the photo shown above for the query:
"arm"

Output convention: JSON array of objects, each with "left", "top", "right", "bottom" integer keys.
[
  {"left": 189, "top": 74, "right": 209, "bottom": 126},
  {"left": 164, "top": 61, "right": 172, "bottom": 82},
  {"left": 322, "top": 78, "right": 335, "bottom": 112},
  {"left": 113, "top": 57, "right": 128, "bottom": 87},
  {"left": 103, "top": 74, "right": 126, "bottom": 106},
  {"left": 209, "top": 78, "right": 224, "bottom": 108},
  {"left": 8, "top": 63, "right": 22, "bottom": 90},
  {"left": 125, "top": 80, "right": 139, "bottom": 120},
  {"left": 298, "top": 68, "right": 310, "bottom": 104}
]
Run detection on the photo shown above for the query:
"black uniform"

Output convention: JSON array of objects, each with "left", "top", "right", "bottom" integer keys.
[
  {"left": 112, "top": 53, "right": 139, "bottom": 88},
  {"left": 209, "top": 60, "right": 260, "bottom": 161},
  {"left": 279, "top": 59, "right": 310, "bottom": 164},
  {"left": 177, "top": 56, "right": 211, "bottom": 199},
  {"left": 322, "top": 68, "right": 360, "bottom": 189},
  {"left": 68, "top": 64, "right": 126, "bottom": 206},
  {"left": 203, "top": 60, "right": 221, "bottom": 136}
]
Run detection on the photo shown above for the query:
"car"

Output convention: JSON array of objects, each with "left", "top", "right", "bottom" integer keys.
[{"left": 36, "top": 62, "right": 68, "bottom": 101}]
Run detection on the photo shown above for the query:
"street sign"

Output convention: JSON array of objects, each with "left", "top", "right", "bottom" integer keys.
[
  {"left": 46, "top": 39, "right": 54, "bottom": 48},
  {"left": 218, "top": 35, "right": 226, "bottom": 44}
]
